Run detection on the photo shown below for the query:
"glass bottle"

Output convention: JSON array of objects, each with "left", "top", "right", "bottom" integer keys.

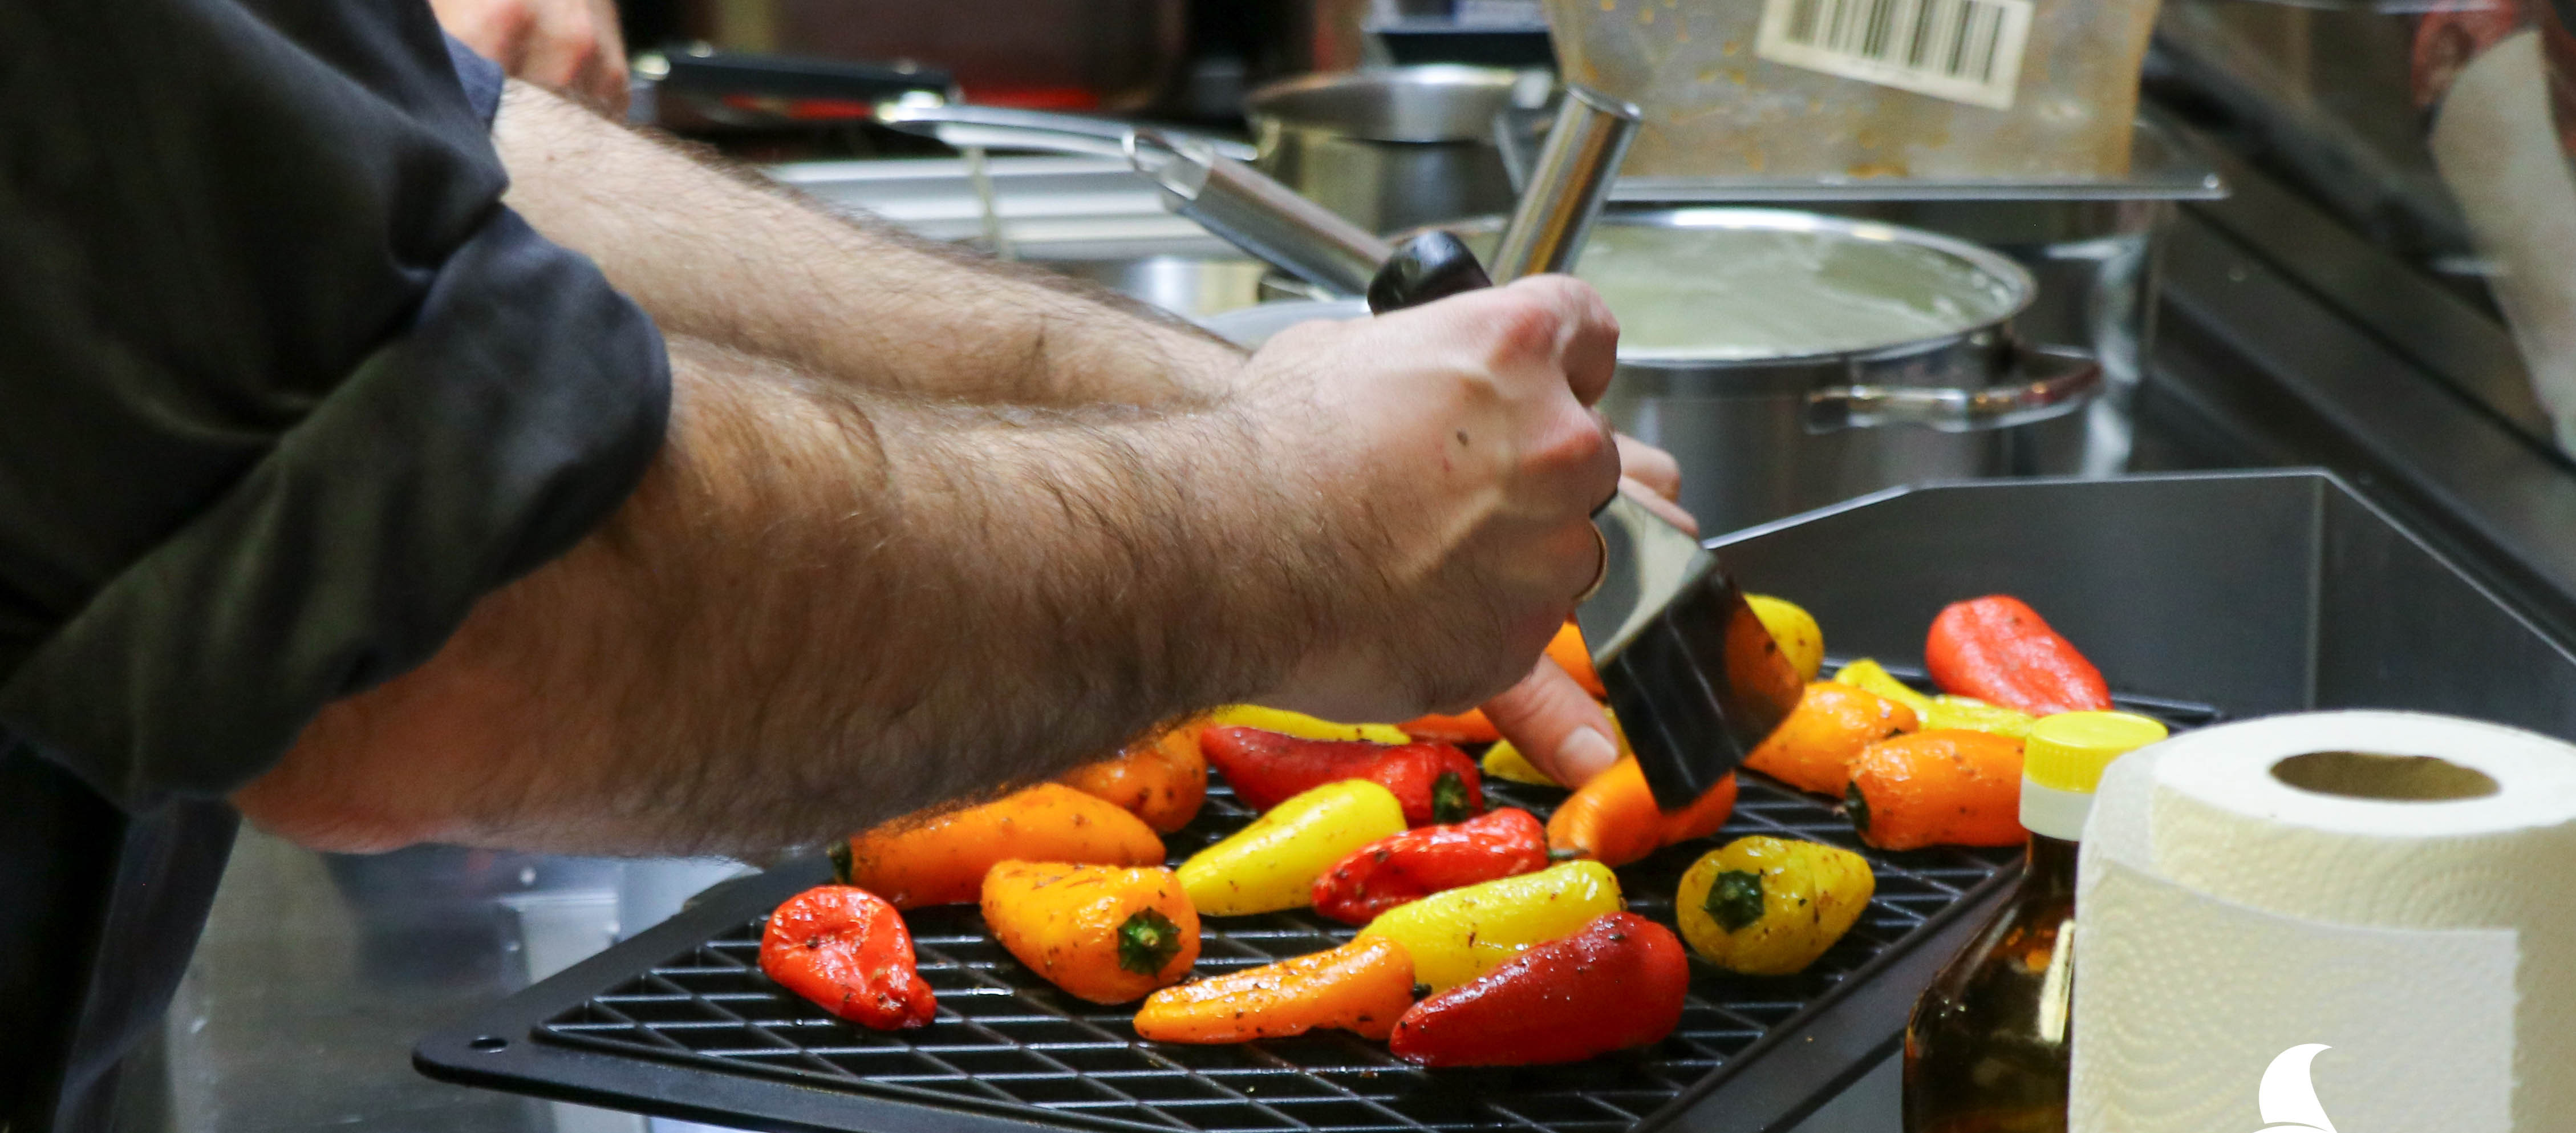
[{"left": 1901, "top": 710, "right": 2169, "bottom": 1133}]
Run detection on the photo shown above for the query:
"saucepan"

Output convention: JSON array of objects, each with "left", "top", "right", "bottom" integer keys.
[
  {"left": 1200, "top": 208, "right": 2102, "bottom": 536},
  {"left": 1242, "top": 65, "right": 1547, "bottom": 233}
]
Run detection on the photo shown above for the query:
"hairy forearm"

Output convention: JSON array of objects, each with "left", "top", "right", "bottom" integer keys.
[
  {"left": 238, "top": 337, "right": 1354, "bottom": 856},
  {"left": 492, "top": 84, "right": 1241, "bottom": 408}
]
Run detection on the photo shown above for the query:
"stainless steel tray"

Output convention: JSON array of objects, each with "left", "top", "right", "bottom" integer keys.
[
  {"left": 1713, "top": 470, "right": 2576, "bottom": 737},
  {"left": 417, "top": 470, "right": 2576, "bottom": 1133}
]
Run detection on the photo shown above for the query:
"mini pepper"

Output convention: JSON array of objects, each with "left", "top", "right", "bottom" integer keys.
[
  {"left": 1200, "top": 727, "right": 1484, "bottom": 826},
  {"left": 1311, "top": 807, "right": 1554, "bottom": 925},
  {"left": 1924, "top": 596, "right": 2112, "bottom": 716},
  {"left": 760, "top": 885, "right": 938, "bottom": 1029},
  {"left": 1132, "top": 937, "right": 1418, "bottom": 1043},
  {"left": 1357, "top": 858, "right": 1623, "bottom": 990},
  {"left": 1179, "top": 779, "right": 1408, "bottom": 915},
  {"left": 981, "top": 861, "right": 1200, "bottom": 1004},
  {"left": 1389, "top": 912, "right": 1689, "bottom": 1066}
]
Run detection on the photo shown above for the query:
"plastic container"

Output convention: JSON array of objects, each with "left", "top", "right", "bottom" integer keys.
[{"left": 1540, "top": 0, "right": 2165, "bottom": 180}]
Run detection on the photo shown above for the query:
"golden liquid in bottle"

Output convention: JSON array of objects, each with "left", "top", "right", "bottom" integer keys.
[{"left": 1902, "top": 835, "right": 2079, "bottom": 1133}]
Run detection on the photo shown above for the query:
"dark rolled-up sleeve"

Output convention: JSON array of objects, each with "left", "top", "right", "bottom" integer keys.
[{"left": 0, "top": 0, "right": 670, "bottom": 811}]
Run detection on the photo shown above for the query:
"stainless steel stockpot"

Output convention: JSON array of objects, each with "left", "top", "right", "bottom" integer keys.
[
  {"left": 1200, "top": 208, "right": 2100, "bottom": 535},
  {"left": 1243, "top": 66, "right": 1540, "bottom": 234}
]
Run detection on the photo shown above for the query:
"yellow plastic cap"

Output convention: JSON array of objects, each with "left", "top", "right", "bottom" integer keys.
[{"left": 2023, "top": 711, "right": 2170, "bottom": 794}]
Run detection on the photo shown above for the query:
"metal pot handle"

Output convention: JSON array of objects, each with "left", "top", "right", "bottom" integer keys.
[
  {"left": 1804, "top": 346, "right": 2102, "bottom": 434},
  {"left": 874, "top": 102, "right": 1257, "bottom": 162}
]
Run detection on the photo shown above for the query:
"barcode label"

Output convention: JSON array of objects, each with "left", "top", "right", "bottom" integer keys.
[{"left": 1753, "top": 0, "right": 2035, "bottom": 110}]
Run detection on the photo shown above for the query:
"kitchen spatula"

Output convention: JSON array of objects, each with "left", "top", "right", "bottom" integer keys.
[{"left": 1365, "top": 229, "right": 1803, "bottom": 811}]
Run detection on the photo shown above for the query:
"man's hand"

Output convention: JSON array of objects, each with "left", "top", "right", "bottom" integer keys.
[
  {"left": 1482, "top": 435, "right": 1698, "bottom": 788},
  {"left": 433, "top": 0, "right": 630, "bottom": 115},
  {"left": 1242, "top": 278, "right": 1622, "bottom": 725}
]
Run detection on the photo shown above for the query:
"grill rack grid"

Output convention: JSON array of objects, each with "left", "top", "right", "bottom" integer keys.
[{"left": 481, "top": 672, "right": 2214, "bottom": 1133}]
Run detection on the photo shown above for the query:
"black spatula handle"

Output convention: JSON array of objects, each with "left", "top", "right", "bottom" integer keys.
[{"left": 1365, "top": 232, "right": 1494, "bottom": 314}]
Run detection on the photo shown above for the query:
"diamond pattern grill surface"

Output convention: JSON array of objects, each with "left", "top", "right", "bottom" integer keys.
[{"left": 533, "top": 680, "right": 2212, "bottom": 1133}]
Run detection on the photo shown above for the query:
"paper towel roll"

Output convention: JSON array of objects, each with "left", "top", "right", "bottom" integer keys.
[{"left": 2071, "top": 711, "right": 2576, "bottom": 1133}]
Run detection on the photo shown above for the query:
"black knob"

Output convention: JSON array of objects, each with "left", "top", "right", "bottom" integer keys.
[{"left": 1366, "top": 232, "right": 1495, "bottom": 314}]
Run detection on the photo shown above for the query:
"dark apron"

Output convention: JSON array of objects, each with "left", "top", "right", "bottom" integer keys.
[{"left": 2, "top": 746, "right": 236, "bottom": 1132}]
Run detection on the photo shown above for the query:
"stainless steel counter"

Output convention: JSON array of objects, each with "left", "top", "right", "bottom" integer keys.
[{"left": 129, "top": 830, "right": 748, "bottom": 1133}]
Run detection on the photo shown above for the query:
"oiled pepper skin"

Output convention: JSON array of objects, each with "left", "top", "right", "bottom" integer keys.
[
  {"left": 1357, "top": 859, "right": 1623, "bottom": 990},
  {"left": 1311, "top": 808, "right": 1552, "bottom": 925},
  {"left": 1545, "top": 756, "right": 1738, "bottom": 867},
  {"left": 761, "top": 885, "right": 938, "bottom": 1029},
  {"left": 1674, "top": 836, "right": 1875, "bottom": 974},
  {"left": 1061, "top": 724, "right": 1208, "bottom": 833},
  {"left": 981, "top": 861, "right": 1202, "bottom": 1004},
  {"left": 1133, "top": 937, "right": 1418, "bottom": 1043},
  {"left": 1924, "top": 596, "right": 2111, "bottom": 716},
  {"left": 1200, "top": 727, "right": 1484, "bottom": 826},
  {"left": 839, "top": 784, "right": 1165, "bottom": 909},
  {"left": 1846, "top": 729, "right": 2026, "bottom": 849},
  {"left": 1743, "top": 682, "right": 1920, "bottom": 795},
  {"left": 1389, "top": 912, "right": 1689, "bottom": 1066},
  {"left": 1179, "top": 780, "right": 1409, "bottom": 915}
]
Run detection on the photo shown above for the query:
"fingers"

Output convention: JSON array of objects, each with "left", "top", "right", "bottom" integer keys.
[
  {"left": 1500, "top": 276, "right": 1621, "bottom": 407},
  {"left": 1614, "top": 434, "right": 1682, "bottom": 503},
  {"left": 428, "top": 0, "right": 534, "bottom": 70},
  {"left": 1618, "top": 478, "right": 1700, "bottom": 537},
  {"left": 518, "top": 0, "right": 626, "bottom": 112},
  {"left": 574, "top": 0, "right": 633, "bottom": 114},
  {"left": 1481, "top": 657, "right": 1625, "bottom": 788}
]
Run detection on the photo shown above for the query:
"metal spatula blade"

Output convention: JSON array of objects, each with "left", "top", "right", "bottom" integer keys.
[{"left": 1579, "top": 493, "right": 1804, "bottom": 810}]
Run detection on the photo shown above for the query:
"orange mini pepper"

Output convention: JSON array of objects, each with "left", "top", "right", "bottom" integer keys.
[
  {"left": 1744, "top": 682, "right": 1921, "bottom": 795},
  {"left": 1545, "top": 756, "right": 1739, "bottom": 867},
  {"left": 1133, "top": 937, "right": 1418, "bottom": 1043},
  {"left": 1398, "top": 709, "right": 1501, "bottom": 745},
  {"left": 1062, "top": 723, "right": 1208, "bottom": 833},
  {"left": 981, "top": 861, "right": 1200, "bottom": 1005},
  {"left": 1845, "top": 729, "right": 2027, "bottom": 849},
  {"left": 837, "top": 784, "right": 1165, "bottom": 909}
]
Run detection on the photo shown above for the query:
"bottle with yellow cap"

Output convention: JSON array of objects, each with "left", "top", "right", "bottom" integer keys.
[{"left": 1901, "top": 710, "right": 2169, "bottom": 1133}]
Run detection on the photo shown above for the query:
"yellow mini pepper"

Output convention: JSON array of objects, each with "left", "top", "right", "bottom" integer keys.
[
  {"left": 1479, "top": 739, "right": 1558, "bottom": 787},
  {"left": 1832, "top": 658, "right": 1936, "bottom": 718},
  {"left": 1747, "top": 594, "right": 1825, "bottom": 682},
  {"left": 1675, "top": 836, "right": 1873, "bottom": 975},
  {"left": 1206, "top": 705, "right": 1413, "bottom": 746},
  {"left": 1178, "top": 780, "right": 1406, "bottom": 915},
  {"left": 1357, "top": 859, "right": 1623, "bottom": 990},
  {"left": 1924, "top": 694, "right": 2037, "bottom": 739}
]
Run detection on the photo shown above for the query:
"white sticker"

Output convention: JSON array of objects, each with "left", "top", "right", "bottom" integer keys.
[{"left": 1753, "top": 0, "right": 2035, "bottom": 110}]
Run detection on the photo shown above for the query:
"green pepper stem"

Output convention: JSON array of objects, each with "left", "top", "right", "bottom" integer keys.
[{"left": 1117, "top": 908, "right": 1184, "bottom": 974}]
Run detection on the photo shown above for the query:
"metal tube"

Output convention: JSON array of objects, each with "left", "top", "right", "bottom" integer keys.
[
  {"left": 1487, "top": 86, "right": 1643, "bottom": 283},
  {"left": 1132, "top": 132, "right": 1394, "bottom": 298}
]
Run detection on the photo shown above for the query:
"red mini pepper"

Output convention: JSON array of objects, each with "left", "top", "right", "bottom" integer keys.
[
  {"left": 760, "top": 885, "right": 938, "bottom": 1029},
  {"left": 1311, "top": 808, "right": 1553, "bottom": 924},
  {"left": 1389, "top": 911, "right": 1689, "bottom": 1066},
  {"left": 1924, "top": 595, "right": 2112, "bottom": 716},
  {"left": 1199, "top": 727, "right": 1484, "bottom": 826}
]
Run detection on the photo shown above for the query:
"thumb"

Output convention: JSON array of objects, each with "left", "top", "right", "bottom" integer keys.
[{"left": 1480, "top": 658, "right": 1624, "bottom": 788}]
